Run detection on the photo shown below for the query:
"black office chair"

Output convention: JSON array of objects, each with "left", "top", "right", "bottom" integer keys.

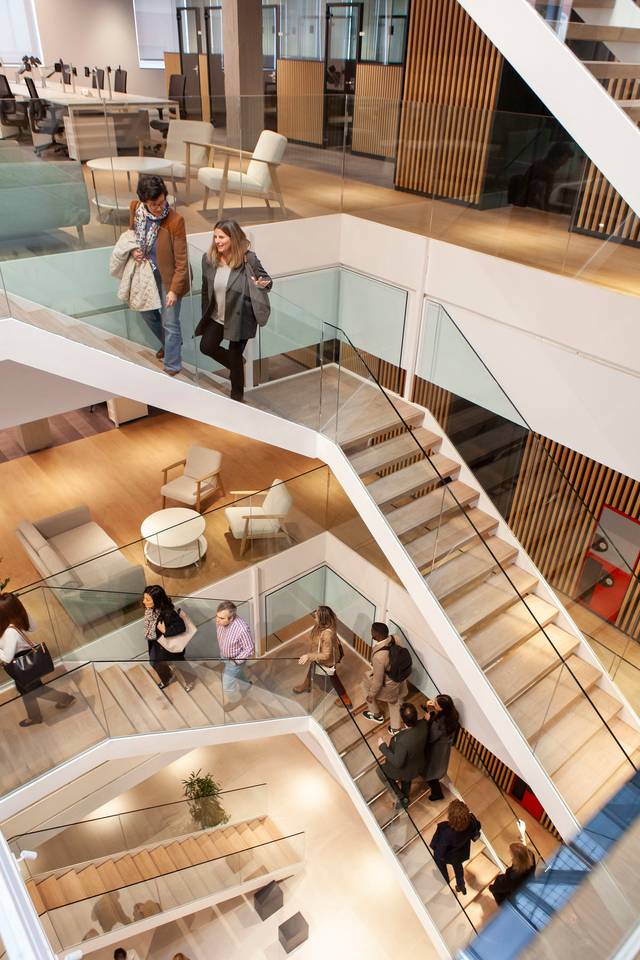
[
  {"left": 114, "top": 68, "right": 127, "bottom": 94},
  {"left": 24, "top": 75, "right": 66, "bottom": 155},
  {"left": 92, "top": 69, "right": 105, "bottom": 91},
  {"left": 0, "top": 74, "right": 28, "bottom": 139},
  {"left": 150, "top": 73, "right": 186, "bottom": 138}
]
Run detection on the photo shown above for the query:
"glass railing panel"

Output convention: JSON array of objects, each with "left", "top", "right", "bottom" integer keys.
[
  {"left": 11, "top": 784, "right": 268, "bottom": 874},
  {"left": 0, "top": 662, "right": 108, "bottom": 796},
  {"left": 43, "top": 831, "right": 305, "bottom": 951},
  {"left": 264, "top": 568, "right": 326, "bottom": 652}
]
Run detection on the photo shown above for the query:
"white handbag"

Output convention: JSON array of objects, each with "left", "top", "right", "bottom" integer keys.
[{"left": 157, "top": 609, "right": 198, "bottom": 654}]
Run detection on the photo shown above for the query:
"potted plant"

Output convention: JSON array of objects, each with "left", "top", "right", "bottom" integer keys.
[{"left": 181, "top": 769, "right": 229, "bottom": 831}]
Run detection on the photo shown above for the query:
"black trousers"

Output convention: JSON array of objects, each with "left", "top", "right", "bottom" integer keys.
[
  {"left": 427, "top": 778, "right": 444, "bottom": 799},
  {"left": 200, "top": 323, "right": 248, "bottom": 397},
  {"left": 435, "top": 854, "right": 464, "bottom": 888},
  {"left": 377, "top": 764, "right": 412, "bottom": 802},
  {"left": 13, "top": 674, "right": 72, "bottom": 722}
]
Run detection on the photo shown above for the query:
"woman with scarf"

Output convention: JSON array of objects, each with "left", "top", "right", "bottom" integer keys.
[{"left": 129, "top": 175, "right": 189, "bottom": 376}]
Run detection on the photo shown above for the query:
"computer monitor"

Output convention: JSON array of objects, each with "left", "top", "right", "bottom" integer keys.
[
  {"left": 0, "top": 74, "right": 12, "bottom": 99},
  {"left": 24, "top": 76, "right": 38, "bottom": 99}
]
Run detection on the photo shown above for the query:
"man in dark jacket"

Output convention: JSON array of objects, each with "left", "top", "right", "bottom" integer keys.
[{"left": 377, "top": 702, "right": 429, "bottom": 807}]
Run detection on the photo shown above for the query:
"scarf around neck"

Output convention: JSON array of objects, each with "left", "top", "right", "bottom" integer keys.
[{"left": 134, "top": 200, "right": 169, "bottom": 257}]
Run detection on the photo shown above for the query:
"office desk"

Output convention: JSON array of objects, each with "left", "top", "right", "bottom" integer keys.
[
  {"left": 10, "top": 81, "right": 177, "bottom": 160},
  {"left": 9, "top": 81, "right": 176, "bottom": 118}
]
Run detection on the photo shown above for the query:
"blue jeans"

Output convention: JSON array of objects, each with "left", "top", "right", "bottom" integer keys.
[
  {"left": 222, "top": 659, "right": 248, "bottom": 697},
  {"left": 140, "top": 278, "right": 183, "bottom": 372}
]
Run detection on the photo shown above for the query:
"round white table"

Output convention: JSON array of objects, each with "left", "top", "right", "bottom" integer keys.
[
  {"left": 86, "top": 156, "right": 176, "bottom": 215},
  {"left": 140, "top": 508, "right": 207, "bottom": 569}
]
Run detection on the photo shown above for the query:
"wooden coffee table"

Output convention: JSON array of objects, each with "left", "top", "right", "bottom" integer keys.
[{"left": 87, "top": 156, "right": 176, "bottom": 216}]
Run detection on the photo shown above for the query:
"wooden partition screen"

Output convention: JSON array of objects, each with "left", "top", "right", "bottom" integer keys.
[
  {"left": 352, "top": 63, "right": 403, "bottom": 159},
  {"left": 276, "top": 59, "right": 324, "bottom": 145},
  {"left": 508, "top": 435, "right": 640, "bottom": 639},
  {"left": 573, "top": 77, "right": 640, "bottom": 243},
  {"left": 395, "top": 0, "right": 502, "bottom": 203}
]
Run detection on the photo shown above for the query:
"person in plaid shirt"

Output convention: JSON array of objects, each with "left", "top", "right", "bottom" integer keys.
[{"left": 215, "top": 600, "right": 254, "bottom": 699}]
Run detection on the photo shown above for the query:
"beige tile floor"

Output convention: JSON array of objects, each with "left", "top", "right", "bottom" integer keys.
[{"left": 80, "top": 734, "right": 441, "bottom": 960}]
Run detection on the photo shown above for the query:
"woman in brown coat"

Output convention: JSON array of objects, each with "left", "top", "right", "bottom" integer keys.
[
  {"left": 292, "top": 606, "right": 352, "bottom": 708},
  {"left": 129, "top": 175, "right": 189, "bottom": 376}
]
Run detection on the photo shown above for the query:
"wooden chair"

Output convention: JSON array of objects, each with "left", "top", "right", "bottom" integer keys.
[
  {"left": 224, "top": 479, "right": 293, "bottom": 556},
  {"left": 140, "top": 118, "right": 215, "bottom": 202},
  {"left": 161, "top": 446, "right": 224, "bottom": 513},
  {"left": 197, "top": 129, "right": 288, "bottom": 219}
]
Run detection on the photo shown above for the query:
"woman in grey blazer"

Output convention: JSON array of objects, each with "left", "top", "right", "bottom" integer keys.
[{"left": 195, "top": 219, "right": 272, "bottom": 402}]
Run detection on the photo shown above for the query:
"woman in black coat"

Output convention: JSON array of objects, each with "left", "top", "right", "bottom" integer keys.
[
  {"left": 142, "top": 585, "right": 192, "bottom": 692},
  {"left": 430, "top": 799, "right": 481, "bottom": 895},
  {"left": 196, "top": 219, "right": 272, "bottom": 402},
  {"left": 423, "top": 694, "right": 459, "bottom": 800},
  {"left": 489, "top": 842, "right": 536, "bottom": 905}
]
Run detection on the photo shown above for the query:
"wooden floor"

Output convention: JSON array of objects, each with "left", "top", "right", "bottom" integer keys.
[
  {"left": 0, "top": 403, "right": 120, "bottom": 463},
  {"left": 2, "top": 144, "right": 639, "bottom": 298}
]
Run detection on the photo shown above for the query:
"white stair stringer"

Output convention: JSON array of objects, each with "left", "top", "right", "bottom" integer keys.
[
  {"left": 1, "top": 311, "right": 638, "bottom": 842},
  {"left": 455, "top": 0, "right": 640, "bottom": 218}
]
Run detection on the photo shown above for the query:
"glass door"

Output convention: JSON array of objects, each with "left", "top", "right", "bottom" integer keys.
[
  {"left": 203, "top": 5, "right": 225, "bottom": 126},
  {"left": 263, "top": 4, "right": 280, "bottom": 131},
  {"left": 324, "top": 2, "right": 363, "bottom": 148},
  {"left": 177, "top": 6, "right": 204, "bottom": 120}
]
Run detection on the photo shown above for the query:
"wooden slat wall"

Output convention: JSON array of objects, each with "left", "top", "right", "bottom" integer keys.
[
  {"left": 352, "top": 63, "right": 404, "bottom": 159},
  {"left": 573, "top": 78, "right": 640, "bottom": 242},
  {"left": 339, "top": 343, "right": 406, "bottom": 395},
  {"left": 276, "top": 59, "right": 324, "bottom": 145},
  {"left": 395, "top": 0, "right": 502, "bottom": 203},
  {"left": 508, "top": 434, "right": 640, "bottom": 639},
  {"left": 411, "top": 374, "right": 453, "bottom": 429}
]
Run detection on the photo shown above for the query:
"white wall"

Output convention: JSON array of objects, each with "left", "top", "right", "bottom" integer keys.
[
  {"left": 0, "top": 360, "right": 110, "bottom": 429},
  {"left": 32, "top": 0, "right": 166, "bottom": 98}
]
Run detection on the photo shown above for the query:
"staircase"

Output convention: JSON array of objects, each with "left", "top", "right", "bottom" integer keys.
[
  {"left": 24, "top": 816, "right": 298, "bottom": 949},
  {"left": 6, "top": 294, "right": 639, "bottom": 826},
  {"left": 338, "top": 402, "right": 640, "bottom": 825},
  {"left": 324, "top": 696, "right": 520, "bottom": 950}
]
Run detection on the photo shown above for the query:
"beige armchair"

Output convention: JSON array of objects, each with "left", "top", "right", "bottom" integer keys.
[
  {"left": 140, "top": 119, "right": 216, "bottom": 202},
  {"left": 161, "top": 446, "right": 224, "bottom": 513},
  {"left": 197, "top": 129, "right": 288, "bottom": 219},
  {"left": 224, "top": 479, "right": 293, "bottom": 556}
]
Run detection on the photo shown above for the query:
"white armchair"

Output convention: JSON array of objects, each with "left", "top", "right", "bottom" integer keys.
[
  {"left": 224, "top": 479, "right": 293, "bottom": 556},
  {"left": 140, "top": 119, "right": 216, "bottom": 202},
  {"left": 197, "top": 129, "right": 288, "bottom": 219},
  {"left": 161, "top": 446, "right": 224, "bottom": 513}
]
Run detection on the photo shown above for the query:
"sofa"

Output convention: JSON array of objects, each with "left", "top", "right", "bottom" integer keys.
[{"left": 16, "top": 506, "right": 146, "bottom": 627}]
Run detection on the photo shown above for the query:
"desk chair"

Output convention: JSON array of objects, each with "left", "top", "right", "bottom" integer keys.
[
  {"left": 150, "top": 74, "right": 187, "bottom": 138},
  {"left": 114, "top": 68, "right": 127, "bottom": 94},
  {"left": 24, "top": 76, "right": 66, "bottom": 155},
  {"left": 0, "top": 75, "right": 28, "bottom": 140},
  {"left": 92, "top": 69, "right": 105, "bottom": 92}
]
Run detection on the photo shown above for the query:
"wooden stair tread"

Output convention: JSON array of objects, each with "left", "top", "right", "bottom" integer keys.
[
  {"left": 149, "top": 844, "right": 178, "bottom": 876},
  {"left": 366, "top": 456, "right": 460, "bottom": 507},
  {"left": 126, "top": 665, "right": 188, "bottom": 731},
  {"left": 162, "top": 677, "right": 210, "bottom": 727},
  {"left": 96, "top": 860, "right": 125, "bottom": 890},
  {"left": 57, "top": 869, "right": 89, "bottom": 904},
  {"left": 26, "top": 879, "right": 46, "bottom": 915},
  {"left": 490, "top": 625, "right": 580, "bottom": 704},
  {"left": 336, "top": 400, "right": 423, "bottom": 450},
  {"left": 387, "top": 480, "right": 479, "bottom": 539},
  {"left": 348, "top": 427, "right": 441, "bottom": 475},
  {"left": 566, "top": 22, "right": 640, "bottom": 40},
  {"left": 553, "top": 719, "right": 640, "bottom": 814},
  {"left": 576, "top": 754, "right": 640, "bottom": 823},
  {"left": 112, "top": 854, "right": 144, "bottom": 886},
  {"left": 132, "top": 849, "right": 157, "bottom": 880},
  {"left": 179, "top": 837, "right": 209, "bottom": 866},
  {"left": 75, "top": 864, "right": 108, "bottom": 899},
  {"left": 509, "top": 655, "right": 603, "bottom": 741},
  {"left": 407, "top": 508, "right": 497, "bottom": 570},
  {"left": 467, "top": 595, "right": 559, "bottom": 668},
  {"left": 584, "top": 60, "right": 640, "bottom": 78},
  {"left": 534, "top": 687, "right": 623, "bottom": 775},
  {"left": 100, "top": 666, "right": 163, "bottom": 733},
  {"left": 444, "top": 567, "right": 538, "bottom": 636},
  {"left": 36, "top": 874, "right": 67, "bottom": 910},
  {"left": 426, "top": 536, "right": 518, "bottom": 601}
]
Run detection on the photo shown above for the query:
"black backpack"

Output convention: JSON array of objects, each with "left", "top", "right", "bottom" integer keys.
[{"left": 384, "top": 640, "right": 412, "bottom": 683}]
